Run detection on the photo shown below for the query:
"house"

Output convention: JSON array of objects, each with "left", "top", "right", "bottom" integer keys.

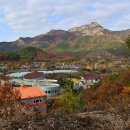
[
  {"left": 73, "top": 84, "right": 82, "bottom": 91},
  {"left": 14, "top": 84, "right": 47, "bottom": 111},
  {"left": 23, "top": 72, "right": 44, "bottom": 80},
  {"left": 19, "top": 63, "right": 30, "bottom": 69},
  {"left": 79, "top": 75, "right": 100, "bottom": 89}
]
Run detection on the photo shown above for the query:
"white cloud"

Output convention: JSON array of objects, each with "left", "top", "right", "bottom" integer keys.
[{"left": 0, "top": 0, "right": 130, "bottom": 39}]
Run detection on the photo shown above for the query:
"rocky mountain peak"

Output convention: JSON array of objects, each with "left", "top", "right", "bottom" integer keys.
[
  {"left": 15, "top": 37, "right": 32, "bottom": 46},
  {"left": 68, "top": 22, "right": 105, "bottom": 36},
  {"left": 46, "top": 30, "right": 66, "bottom": 35},
  {"left": 88, "top": 22, "right": 102, "bottom": 28}
]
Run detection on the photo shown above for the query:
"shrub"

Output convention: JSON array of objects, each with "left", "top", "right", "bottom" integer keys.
[
  {"left": 83, "top": 71, "right": 130, "bottom": 110},
  {"left": 52, "top": 90, "right": 85, "bottom": 113}
]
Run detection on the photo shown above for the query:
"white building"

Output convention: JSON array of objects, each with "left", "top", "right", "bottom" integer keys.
[{"left": 79, "top": 75, "right": 100, "bottom": 89}]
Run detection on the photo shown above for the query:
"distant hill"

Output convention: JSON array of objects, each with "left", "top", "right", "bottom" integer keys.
[
  {"left": 0, "top": 47, "right": 78, "bottom": 62},
  {"left": 0, "top": 22, "right": 130, "bottom": 57}
]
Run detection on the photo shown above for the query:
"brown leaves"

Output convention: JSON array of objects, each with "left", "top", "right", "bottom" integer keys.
[
  {"left": 83, "top": 71, "right": 130, "bottom": 110},
  {"left": 0, "top": 83, "right": 26, "bottom": 128}
]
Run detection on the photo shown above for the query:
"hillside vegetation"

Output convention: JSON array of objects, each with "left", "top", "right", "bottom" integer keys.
[
  {"left": 0, "top": 47, "right": 79, "bottom": 62},
  {"left": 0, "top": 22, "right": 130, "bottom": 57},
  {"left": 1, "top": 70, "right": 130, "bottom": 129}
]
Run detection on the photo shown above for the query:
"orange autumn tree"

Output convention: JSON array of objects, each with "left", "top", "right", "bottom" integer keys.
[{"left": 0, "top": 82, "right": 26, "bottom": 128}]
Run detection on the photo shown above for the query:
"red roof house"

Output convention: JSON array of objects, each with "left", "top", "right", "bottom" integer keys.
[
  {"left": 23, "top": 72, "right": 43, "bottom": 80},
  {"left": 14, "top": 84, "right": 47, "bottom": 111}
]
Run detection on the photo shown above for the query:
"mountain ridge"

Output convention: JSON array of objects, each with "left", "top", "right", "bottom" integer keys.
[{"left": 0, "top": 22, "right": 130, "bottom": 57}]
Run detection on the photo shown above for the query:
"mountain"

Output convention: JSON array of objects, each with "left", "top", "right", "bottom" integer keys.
[
  {"left": 69, "top": 22, "right": 106, "bottom": 36},
  {"left": 0, "top": 22, "right": 130, "bottom": 57}
]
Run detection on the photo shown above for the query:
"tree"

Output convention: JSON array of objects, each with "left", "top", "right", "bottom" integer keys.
[
  {"left": 40, "top": 63, "right": 46, "bottom": 69},
  {"left": 126, "top": 36, "right": 130, "bottom": 50},
  {"left": 0, "top": 83, "right": 26, "bottom": 128},
  {"left": 9, "top": 53, "right": 20, "bottom": 61},
  {"left": 60, "top": 90, "right": 85, "bottom": 113},
  {"left": 64, "top": 79, "right": 74, "bottom": 90}
]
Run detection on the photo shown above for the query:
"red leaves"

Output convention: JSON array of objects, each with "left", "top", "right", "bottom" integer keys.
[{"left": 0, "top": 83, "right": 20, "bottom": 106}]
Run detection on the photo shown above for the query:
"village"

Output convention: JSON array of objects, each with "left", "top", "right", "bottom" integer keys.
[
  {"left": 1, "top": 0, "right": 130, "bottom": 129},
  {"left": 0, "top": 56, "right": 130, "bottom": 112}
]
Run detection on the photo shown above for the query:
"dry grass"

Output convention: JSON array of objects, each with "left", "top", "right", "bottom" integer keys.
[
  {"left": 1, "top": 71, "right": 130, "bottom": 129},
  {"left": 83, "top": 71, "right": 130, "bottom": 111}
]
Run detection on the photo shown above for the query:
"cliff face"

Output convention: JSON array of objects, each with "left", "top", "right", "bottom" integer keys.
[
  {"left": 0, "top": 22, "right": 130, "bottom": 56},
  {"left": 69, "top": 22, "right": 105, "bottom": 36}
]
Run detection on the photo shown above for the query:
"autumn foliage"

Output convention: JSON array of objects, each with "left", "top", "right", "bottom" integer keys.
[
  {"left": 83, "top": 71, "right": 130, "bottom": 110},
  {"left": 0, "top": 82, "right": 26, "bottom": 128}
]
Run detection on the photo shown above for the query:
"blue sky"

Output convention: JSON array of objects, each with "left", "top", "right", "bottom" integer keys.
[{"left": 0, "top": 0, "right": 130, "bottom": 41}]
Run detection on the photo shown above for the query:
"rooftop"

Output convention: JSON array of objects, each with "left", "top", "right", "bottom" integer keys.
[
  {"left": 12, "top": 78, "right": 59, "bottom": 88},
  {"left": 14, "top": 85, "right": 47, "bottom": 100},
  {"left": 83, "top": 75, "right": 100, "bottom": 80},
  {"left": 24, "top": 72, "right": 43, "bottom": 80}
]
